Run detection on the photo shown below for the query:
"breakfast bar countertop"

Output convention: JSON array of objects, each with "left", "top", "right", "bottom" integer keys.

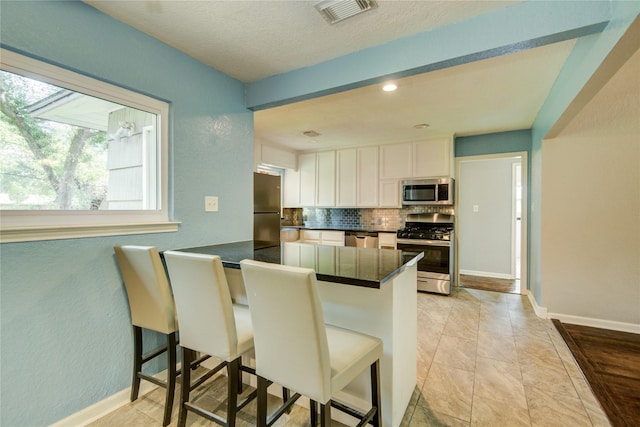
[{"left": 173, "top": 240, "right": 423, "bottom": 289}]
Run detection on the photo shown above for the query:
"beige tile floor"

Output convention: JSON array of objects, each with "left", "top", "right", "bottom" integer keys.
[{"left": 89, "top": 287, "right": 611, "bottom": 427}]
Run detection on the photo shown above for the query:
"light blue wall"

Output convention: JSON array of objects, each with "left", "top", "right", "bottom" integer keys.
[
  {"left": 1, "top": 0, "right": 638, "bottom": 425},
  {"left": 246, "top": 1, "right": 610, "bottom": 109},
  {"left": 530, "top": 1, "right": 640, "bottom": 303},
  {"left": 0, "top": 1, "right": 253, "bottom": 425},
  {"left": 455, "top": 130, "right": 531, "bottom": 158}
]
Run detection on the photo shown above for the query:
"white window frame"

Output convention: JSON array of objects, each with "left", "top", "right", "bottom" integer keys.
[{"left": 0, "top": 49, "right": 179, "bottom": 243}]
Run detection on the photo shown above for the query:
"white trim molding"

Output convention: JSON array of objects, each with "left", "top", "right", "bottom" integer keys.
[
  {"left": 527, "top": 292, "right": 548, "bottom": 319},
  {"left": 1, "top": 221, "right": 180, "bottom": 243},
  {"left": 48, "top": 376, "right": 162, "bottom": 427},
  {"left": 548, "top": 313, "right": 640, "bottom": 334}
]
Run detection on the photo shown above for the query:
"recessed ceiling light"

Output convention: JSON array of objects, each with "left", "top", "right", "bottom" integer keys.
[
  {"left": 382, "top": 83, "right": 397, "bottom": 92},
  {"left": 303, "top": 130, "right": 321, "bottom": 137},
  {"left": 413, "top": 123, "right": 430, "bottom": 129}
]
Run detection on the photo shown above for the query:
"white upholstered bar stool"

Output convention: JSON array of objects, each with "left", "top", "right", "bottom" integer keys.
[
  {"left": 240, "top": 259, "right": 383, "bottom": 427},
  {"left": 113, "top": 245, "right": 179, "bottom": 426},
  {"left": 163, "top": 251, "right": 257, "bottom": 427}
]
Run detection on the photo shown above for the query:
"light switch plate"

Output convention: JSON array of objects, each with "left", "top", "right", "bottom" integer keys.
[{"left": 205, "top": 196, "right": 218, "bottom": 212}]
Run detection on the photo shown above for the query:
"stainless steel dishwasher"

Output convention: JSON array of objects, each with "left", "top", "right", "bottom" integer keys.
[{"left": 344, "top": 231, "right": 378, "bottom": 248}]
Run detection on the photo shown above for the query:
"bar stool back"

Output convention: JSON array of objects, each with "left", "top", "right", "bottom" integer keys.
[
  {"left": 163, "top": 251, "right": 256, "bottom": 427},
  {"left": 113, "top": 245, "right": 178, "bottom": 426},
  {"left": 240, "top": 259, "right": 383, "bottom": 427}
]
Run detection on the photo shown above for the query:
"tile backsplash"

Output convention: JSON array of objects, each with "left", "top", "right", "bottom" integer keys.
[{"left": 282, "top": 206, "right": 454, "bottom": 231}]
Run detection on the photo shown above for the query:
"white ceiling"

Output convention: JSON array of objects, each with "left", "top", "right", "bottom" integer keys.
[{"left": 84, "top": 0, "right": 576, "bottom": 152}]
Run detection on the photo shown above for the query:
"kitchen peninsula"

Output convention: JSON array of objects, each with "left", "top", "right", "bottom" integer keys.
[{"left": 174, "top": 241, "right": 422, "bottom": 427}]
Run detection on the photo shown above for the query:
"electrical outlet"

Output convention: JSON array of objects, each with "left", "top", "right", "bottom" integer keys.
[
  {"left": 205, "top": 196, "right": 218, "bottom": 212},
  {"left": 473, "top": 205, "right": 479, "bottom": 213}
]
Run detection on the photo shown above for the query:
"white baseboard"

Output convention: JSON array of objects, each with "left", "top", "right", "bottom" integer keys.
[
  {"left": 548, "top": 312, "right": 640, "bottom": 334},
  {"left": 49, "top": 370, "right": 169, "bottom": 427},
  {"left": 459, "top": 269, "right": 515, "bottom": 280},
  {"left": 527, "top": 292, "right": 548, "bottom": 318},
  {"left": 526, "top": 292, "right": 640, "bottom": 333}
]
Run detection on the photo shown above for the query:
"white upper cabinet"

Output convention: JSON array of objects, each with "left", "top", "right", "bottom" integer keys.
[
  {"left": 379, "top": 143, "right": 412, "bottom": 179},
  {"left": 379, "top": 179, "right": 400, "bottom": 207},
  {"left": 258, "top": 143, "right": 297, "bottom": 170},
  {"left": 357, "top": 146, "right": 379, "bottom": 207},
  {"left": 283, "top": 168, "right": 301, "bottom": 207},
  {"left": 316, "top": 151, "right": 336, "bottom": 207},
  {"left": 336, "top": 148, "right": 357, "bottom": 207},
  {"left": 298, "top": 152, "right": 317, "bottom": 206},
  {"left": 413, "top": 138, "right": 451, "bottom": 178},
  {"left": 379, "top": 138, "right": 452, "bottom": 180},
  {"left": 282, "top": 137, "right": 450, "bottom": 208}
]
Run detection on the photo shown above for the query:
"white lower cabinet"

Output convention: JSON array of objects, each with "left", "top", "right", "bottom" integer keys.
[
  {"left": 378, "top": 232, "right": 397, "bottom": 249},
  {"left": 299, "top": 244, "right": 317, "bottom": 269},
  {"left": 316, "top": 245, "right": 336, "bottom": 274},
  {"left": 299, "top": 230, "right": 345, "bottom": 247}
]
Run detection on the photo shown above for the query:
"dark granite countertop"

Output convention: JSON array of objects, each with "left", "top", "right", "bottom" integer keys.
[
  {"left": 172, "top": 240, "right": 423, "bottom": 289},
  {"left": 280, "top": 225, "right": 399, "bottom": 233}
]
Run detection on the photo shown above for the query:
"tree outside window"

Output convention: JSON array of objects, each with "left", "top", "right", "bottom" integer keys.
[{"left": 1, "top": 70, "right": 158, "bottom": 211}]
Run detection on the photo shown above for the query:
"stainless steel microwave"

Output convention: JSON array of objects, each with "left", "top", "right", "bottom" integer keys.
[{"left": 401, "top": 178, "right": 454, "bottom": 205}]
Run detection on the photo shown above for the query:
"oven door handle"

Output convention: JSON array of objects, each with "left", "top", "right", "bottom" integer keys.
[{"left": 396, "top": 239, "right": 451, "bottom": 247}]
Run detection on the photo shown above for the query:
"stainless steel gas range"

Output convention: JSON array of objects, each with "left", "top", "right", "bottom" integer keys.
[{"left": 396, "top": 213, "right": 455, "bottom": 295}]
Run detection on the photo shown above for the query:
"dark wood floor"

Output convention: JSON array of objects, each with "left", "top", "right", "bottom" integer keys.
[
  {"left": 458, "top": 274, "right": 520, "bottom": 294},
  {"left": 552, "top": 320, "right": 640, "bottom": 427}
]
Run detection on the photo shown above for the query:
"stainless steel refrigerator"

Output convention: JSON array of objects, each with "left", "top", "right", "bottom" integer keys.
[{"left": 253, "top": 172, "right": 281, "bottom": 248}]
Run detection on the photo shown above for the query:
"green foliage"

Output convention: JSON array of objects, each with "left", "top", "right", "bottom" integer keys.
[{"left": 0, "top": 70, "right": 109, "bottom": 209}]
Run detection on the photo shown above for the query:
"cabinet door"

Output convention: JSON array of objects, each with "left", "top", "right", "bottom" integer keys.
[
  {"left": 282, "top": 244, "right": 300, "bottom": 266},
  {"left": 412, "top": 138, "right": 451, "bottom": 178},
  {"left": 316, "top": 245, "right": 335, "bottom": 275},
  {"left": 283, "top": 168, "right": 300, "bottom": 207},
  {"left": 321, "top": 230, "right": 345, "bottom": 247},
  {"left": 357, "top": 146, "right": 379, "bottom": 207},
  {"left": 316, "top": 151, "right": 336, "bottom": 207},
  {"left": 300, "top": 229, "right": 321, "bottom": 243},
  {"left": 299, "top": 244, "right": 316, "bottom": 269},
  {"left": 336, "top": 247, "right": 357, "bottom": 277},
  {"left": 299, "top": 153, "right": 317, "bottom": 206},
  {"left": 336, "top": 148, "right": 357, "bottom": 207},
  {"left": 379, "top": 179, "right": 400, "bottom": 208},
  {"left": 378, "top": 232, "right": 397, "bottom": 249},
  {"left": 380, "top": 143, "right": 412, "bottom": 179}
]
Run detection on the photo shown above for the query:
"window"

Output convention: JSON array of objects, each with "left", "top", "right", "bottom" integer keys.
[{"left": 0, "top": 49, "right": 177, "bottom": 242}]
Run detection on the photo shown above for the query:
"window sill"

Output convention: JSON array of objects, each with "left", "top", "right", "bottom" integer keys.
[{"left": 0, "top": 221, "right": 180, "bottom": 243}]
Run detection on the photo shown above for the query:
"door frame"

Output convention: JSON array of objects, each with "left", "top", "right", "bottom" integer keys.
[{"left": 454, "top": 151, "right": 528, "bottom": 294}]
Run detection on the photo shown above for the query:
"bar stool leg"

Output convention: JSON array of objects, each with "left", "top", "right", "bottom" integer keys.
[
  {"left": 130, "top": 326, "right": 143, "bottom": 401},
  {"left": 163, "top": 332, "right": 177, "bottom": 426},
  {"left": 178, "top": 348, "right": 193, "bottom": 427},
  {"left": 371, "top": 360, "right": 382, "bottom": 427},
  {"left": 227, "top": 358, "right": 240, "bottom": 427},
  {"left": 256, "top": 376, "right": 269, "bottom": 427},
  {"left": 283, "top": 387, "right": 292, "bottom": 414},
  {"left": 320, "top": 402, "right": 331, "bottom": 427},
  {"left": 310, "top": 400, "right": 318, "bottom": 426}
]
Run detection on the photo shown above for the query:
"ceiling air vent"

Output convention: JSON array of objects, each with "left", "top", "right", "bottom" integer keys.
[{"left": 314, "top": 0, "right": 378, "bottom": 24}]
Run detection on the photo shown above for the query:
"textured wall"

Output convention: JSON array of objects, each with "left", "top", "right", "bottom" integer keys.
[
  {"left": 541, "top": 48, "right": 640, "bottom": 326},
  {"left": 0, "top": 2, "right": 253, "bottom": 425}
]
